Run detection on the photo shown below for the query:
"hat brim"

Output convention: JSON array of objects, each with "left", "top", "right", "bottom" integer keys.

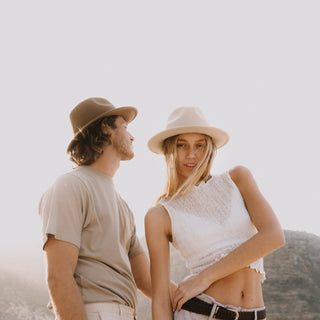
[
  {"left": 148, "top": 126, "right": 229, "bottom": 154},
  {"left": 67, "top": 106, "right": 137, "bottom": 150}
]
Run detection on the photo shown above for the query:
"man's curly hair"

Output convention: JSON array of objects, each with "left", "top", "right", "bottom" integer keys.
[{"left": 67, "top": 115, "right": 118, "bottom": 166}]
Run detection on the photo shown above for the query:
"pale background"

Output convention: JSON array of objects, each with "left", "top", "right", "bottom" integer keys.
[{"left": 1, "top": 1, "right": 319, "bottom": 277}]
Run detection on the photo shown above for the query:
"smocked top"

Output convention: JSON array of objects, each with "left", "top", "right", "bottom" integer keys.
[{"left": 159, "top": 171, "right": 265, "bottom": 281}]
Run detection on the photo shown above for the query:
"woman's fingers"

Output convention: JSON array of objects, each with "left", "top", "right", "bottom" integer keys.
[
  {"left": 173, "top": 275, "right": 210, "bottom": 311},
  {"left": 172, "top": 286, "right": 192, "bottom": 311},
  {"left": 176, "top": 295, "right": 188, "bottom": 311}
]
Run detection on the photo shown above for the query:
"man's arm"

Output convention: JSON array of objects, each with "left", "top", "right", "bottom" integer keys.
[
  {"left": 130, "top": 251, "right": 152, "bottom": 299},
  {"left": 44, "top": 235, "right": 87, "bottom": 320}
]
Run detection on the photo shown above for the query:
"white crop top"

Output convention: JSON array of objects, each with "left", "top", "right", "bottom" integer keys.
[{"left": 159, "top": 171, "right": 265, "bottom": 281}]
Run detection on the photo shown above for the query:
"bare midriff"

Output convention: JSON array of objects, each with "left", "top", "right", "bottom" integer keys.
[{"left": 203, "top": 267, "right": 264, "bottom": 308}]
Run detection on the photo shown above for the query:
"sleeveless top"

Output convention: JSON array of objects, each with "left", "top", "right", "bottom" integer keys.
[{"left": 159, "top": 171, "right": 265, "bottom": 281}]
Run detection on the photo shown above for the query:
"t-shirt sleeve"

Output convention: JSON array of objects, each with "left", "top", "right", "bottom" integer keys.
[
  {"left": 128, "top": 224, "right": 144, "bottom": 259},
  {"left": 39, "top": 173, "right": 88, "bottom": 249}
]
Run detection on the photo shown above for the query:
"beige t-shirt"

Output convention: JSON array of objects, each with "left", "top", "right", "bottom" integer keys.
[{"left": 39, "top": 165, "right": 143, "bottom": 309}]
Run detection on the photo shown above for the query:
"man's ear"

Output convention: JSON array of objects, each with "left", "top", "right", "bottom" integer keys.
[{"left": 101, "top": 122, "right": 113, "bottom": 135}]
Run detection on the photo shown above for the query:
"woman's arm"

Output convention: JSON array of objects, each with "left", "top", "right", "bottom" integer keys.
[
  {"left": 173, "top": 165, "right": 285, "bottom": 310},
  {"left": 145, "top": 205, "right": 173, "bottom": 320}
]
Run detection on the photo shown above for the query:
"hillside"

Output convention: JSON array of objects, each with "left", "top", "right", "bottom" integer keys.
[
  {"left": 0, "top": 269, "right": 53, "bottom": 320},
  {"left": 263, "top": 230, "right": 320, "bottom": 320},
  {"left": 1, "top": 230, "right": 319, "bottom": 319}
]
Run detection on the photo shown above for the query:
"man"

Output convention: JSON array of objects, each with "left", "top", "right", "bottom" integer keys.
[{"left": 39, "top": 97, "right": 152, "bottom": 320}]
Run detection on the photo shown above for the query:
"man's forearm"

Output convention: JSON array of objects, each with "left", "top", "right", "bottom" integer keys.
[
  {"left": 48, "top": 275, "right": 87, "bottom": 320},
  {"left": 130, "top": 252, "right": 153, "bottom": 299}
]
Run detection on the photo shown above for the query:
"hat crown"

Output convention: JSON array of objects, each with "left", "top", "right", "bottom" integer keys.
[
  {"left": 148, "top": 106, "right": 229, "bottom": 154},
  {"left": 70, "top": 97, "right": 116, "bottom": 135},
  {"left": 166, "top": 107, "right": 211, "bottom": 130},
  {"left": 68, "top": 97, "right": 137, "bottom": 139}
]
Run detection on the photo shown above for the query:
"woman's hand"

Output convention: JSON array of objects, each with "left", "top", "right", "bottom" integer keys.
[{"left": 172, "top": 274, "right": 210, "bottom": 311}]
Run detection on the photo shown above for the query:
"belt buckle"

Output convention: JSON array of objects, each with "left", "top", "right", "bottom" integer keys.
[
  {"left": 213, "top": 306, "right": 239, "bottom": 320},
  {"left": 226, "top": 307, "right": 239, "bottom": 320}
]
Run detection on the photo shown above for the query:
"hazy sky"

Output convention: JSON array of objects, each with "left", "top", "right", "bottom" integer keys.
[{"left": 1, "top": 1, "right": 319, "bottom": 258}]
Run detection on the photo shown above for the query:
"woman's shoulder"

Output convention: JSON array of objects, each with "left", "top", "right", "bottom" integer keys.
[
  {"left": 145, "top": 204, "right": 172, "bottom": 236},
  {"left": 145, "top": 204, "right": 170, "bottom": 222},
  {"left": 228, "top": 165, "right": 253, "bottom": 182},
  {"left": 227, "top": 165, "right": 257, "bottom": 196},
  {"left": 146, "top": 203, "right": 166, "bottom": 214},
  {"left": 209, "top": 166, "right": 252, "bottom": 186}
]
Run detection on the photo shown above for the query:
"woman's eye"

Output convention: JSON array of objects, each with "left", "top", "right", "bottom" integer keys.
[
  {"left": 197, "top": 144, "right": 205, "bottom": 148},
  {"left": 177, "top": 144, "right": 185, "bottom": 148}
]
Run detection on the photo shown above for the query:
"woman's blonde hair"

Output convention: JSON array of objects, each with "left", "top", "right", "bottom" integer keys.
[{"left": 157, "top": 134, "right": 216, "bottom": 202}]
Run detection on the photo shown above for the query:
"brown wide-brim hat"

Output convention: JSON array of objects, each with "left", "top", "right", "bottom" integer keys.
[
  {"left": 68, "top": 97, "right": 137, "bottom": 149},
  {"left": 148, "top": 106, "right": 229, "bottom": 154}
]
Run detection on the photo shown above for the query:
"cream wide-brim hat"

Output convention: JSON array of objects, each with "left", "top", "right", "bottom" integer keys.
[
  {"left": 67, "top": 97, "right": 137, "bottom": 149},
  {"left": 148, "top": 106, "right": 229, "bottom": 154}
]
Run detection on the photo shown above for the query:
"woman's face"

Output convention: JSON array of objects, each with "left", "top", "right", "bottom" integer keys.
[{"left": 175, "top": 133, "right": 206, "bottom": 184}]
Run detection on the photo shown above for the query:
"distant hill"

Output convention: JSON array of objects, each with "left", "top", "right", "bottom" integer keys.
[
  {"left": 0, "top": 269, "right": 53, "bottom": 320},
  {"left": 263, "top": 230, "right": 320, "bottom": 320},
  {"left": 136, "top": 230, "right": 320, "bottom": 320},
  {"left": 1, "top": 230, "right": 319, "bottom": 320}
]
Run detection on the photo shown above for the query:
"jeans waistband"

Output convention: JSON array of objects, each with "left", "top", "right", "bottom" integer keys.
[{"left": 85, "top": 302, "right": 135, "bottom": 316}]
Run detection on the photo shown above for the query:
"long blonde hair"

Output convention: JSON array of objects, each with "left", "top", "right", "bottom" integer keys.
[{"left": 157, "top": 134, "right": 216, "bottom": 202}]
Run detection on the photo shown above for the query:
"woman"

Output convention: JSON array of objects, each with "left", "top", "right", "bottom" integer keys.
[{"left": 145, "top": 106, "right": 285, "bottom": 320}]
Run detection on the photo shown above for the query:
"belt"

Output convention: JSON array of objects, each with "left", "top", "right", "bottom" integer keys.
[{"left": 181, "top": 297, "right": 266, "bottom": 320}]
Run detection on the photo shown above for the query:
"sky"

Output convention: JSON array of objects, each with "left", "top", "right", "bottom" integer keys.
[{"left": 0, "top": 0, "right": 319, "bottom": 267}]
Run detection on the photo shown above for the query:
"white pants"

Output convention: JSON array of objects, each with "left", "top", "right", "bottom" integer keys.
[
  {"left": 174, "top": 294, "right": 266, "bottom": 320},
  {"left": 85, "top": 302, "right": 136, "bottom": 320}
]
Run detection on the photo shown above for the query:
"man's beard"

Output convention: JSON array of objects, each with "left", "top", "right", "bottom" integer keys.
[{"left": 116, "top": 143, "right": 134, "bottom": 161}]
